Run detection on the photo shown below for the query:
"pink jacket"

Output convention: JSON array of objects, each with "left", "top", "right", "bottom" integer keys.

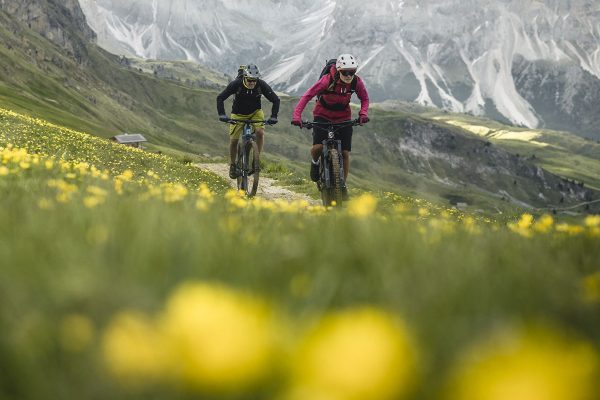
[{"left": 292, "top": 66, "right": 369, "bottom": 123}]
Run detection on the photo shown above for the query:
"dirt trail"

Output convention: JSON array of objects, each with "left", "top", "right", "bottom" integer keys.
[{"left": 197, "top": 163, "right": 319, "bottom": 205}]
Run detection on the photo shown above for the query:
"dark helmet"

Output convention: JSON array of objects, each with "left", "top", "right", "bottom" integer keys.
[{"left": 244, "top": 64, "right": 261, "bottom": 79}]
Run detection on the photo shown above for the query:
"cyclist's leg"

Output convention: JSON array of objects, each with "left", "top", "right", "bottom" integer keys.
[
  {"left": 340, "top": 125, "right": 353, "bottom": 181},
  {"left": 311, "top": 117, "right": 329, "bottom": 161},
  {"left": 342, "top": 150, "right": 350, "bottom": 181},
  {"left": 250, "top": 110, "right": 266, "bottom": 153},
  {"left": 310, "top": 144, "right": 323, "bottom": 161},
  {"left": 229, "top": 139, "right": 239, "bottom": 165},
  {"left": 255, "top": 127, "right": 265, "bottom": 153},
  {"left": 310, "top": 117, "right": 329, "bottom": 182},
  {"left": 229, "top": 114, "right": 245, "bottom": 178}
]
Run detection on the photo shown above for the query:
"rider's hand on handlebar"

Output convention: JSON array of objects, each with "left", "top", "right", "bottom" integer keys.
[
  {"left": 359, "top": 116, "right": 370, "bottom": 125},
  {"left": 291, "top": 120, "right": 302, "bottom": 128},
  {"left": 219, "top": 114, "right": 229, "bottom": 123},
  {"left": 267, "top": 116, "right": 278, "bottom": 125}
]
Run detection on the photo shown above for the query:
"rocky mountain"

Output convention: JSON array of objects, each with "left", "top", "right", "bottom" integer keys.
[
  {"left": 360, "top": 117, "right": 595, "bottom": 210},
  {"left": 1, "top": 0, "right": 96, "bottom": 63},
  {"left": 78, "top": 0, "right": 600, "bottom": 139}
]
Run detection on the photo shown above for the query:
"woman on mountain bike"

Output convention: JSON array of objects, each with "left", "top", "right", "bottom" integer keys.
[
  {"left": 291, "top": 54, "right": 370, "bottom": 198},
  {"left": 217, "top": 64, "right": 280, "bottom": 179}
]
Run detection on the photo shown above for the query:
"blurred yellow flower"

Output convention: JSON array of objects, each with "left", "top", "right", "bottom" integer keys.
[
  {"left": 417, "top": 207, "right": 430, "bottom": 217},
  {"left": 533, "top": 214, "right": 554, "bottom": 233},
  {"left": 584, "top": 215, "right": 600, "bottom": 228},
  {"left": 289, "top": 307, "right": 417, "bottom": 400},
  {"left": 118, "top": 169, "right": 134, "bottom": 182},
  {"left": 518, "top": 213, "right": 534, "bottom": 229},
  {"left": 160, "top": 282, "right": 281, "bottom": 391},
  {"left": 508, "top": 213, "right": 535, "bottom": 237},
  {"left": 102, "top": 312, "right": 172, "bottom": 382},
  {"left": 0, "top": 166, "right": 9, "bottom": 176},
  {"left": 445, "top": 327, "right": 599, "bottom": 400},
  {"left": 347, "top": 194, "right": 378, "bottom": 218},
  {"left": 83, "top": 196, "right": 105, "bottom": 208}
]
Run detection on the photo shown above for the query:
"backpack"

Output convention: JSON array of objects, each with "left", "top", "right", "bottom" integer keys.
[
  {"left": 237, "top": 65, "right": 247, "bottom": 79},
  {"left": 317, "top": 58, "right": 357, "bottom": 110}
]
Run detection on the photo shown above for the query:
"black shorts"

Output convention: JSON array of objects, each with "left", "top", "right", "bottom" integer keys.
[{"left": 312, "top": 117, "right": 353, "bottom": 152}]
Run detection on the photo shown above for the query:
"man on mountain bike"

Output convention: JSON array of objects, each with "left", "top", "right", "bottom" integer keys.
[
  {"left": 217, "top": 64, "right": 280, "bottom": 179},
  {"left": 291, "top": 54, "right": 369, "bottom": 199}
]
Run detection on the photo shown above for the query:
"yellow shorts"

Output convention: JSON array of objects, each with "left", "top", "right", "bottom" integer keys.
[{"left": 229, "top": 110, "right": 265, "bottom": 140}]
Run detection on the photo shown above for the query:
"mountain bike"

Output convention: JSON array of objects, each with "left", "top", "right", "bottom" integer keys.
[
  {"left": 301, "top": 119, "right": 360, "bottom": 207},
  {"left": 225, "top": 118, "right": 271, "bottom": 197}
]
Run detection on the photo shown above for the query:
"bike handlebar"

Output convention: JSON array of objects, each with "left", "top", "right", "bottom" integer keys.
[
  {"left": 298, "top": 119, "right": 360, "bottom": 130},
  {"left": 224, "top": 119, "right": 274, "bottom": 125}
]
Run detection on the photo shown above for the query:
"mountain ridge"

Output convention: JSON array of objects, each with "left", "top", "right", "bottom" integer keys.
[{"left": 78, "top": 0, "right": 600, "bottom": 139}]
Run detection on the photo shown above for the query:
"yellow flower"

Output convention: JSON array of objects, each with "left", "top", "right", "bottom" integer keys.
[
  {"left": 0, "top": 166, "right": 9, "bottom": 176},
  {"left": 347, "top": 193, "right": 378, "bottom": 218},
  {"left": 160, "top": 282, "right": 281, "bottom": 391},
  {"left": 163, "top": 183, "right": 188, "bottom": 202},
  {"left": 533, "top": 214, "right": 554, "bottom": 233},
  {"left": 118, "top": 169, "right": 134, "bottom": 182},
  {"left": 508, "top": 213, "right": 535, "bottom": 237},
  {"left": 87, "top": 186, "right": 108, "bottom": 197},
  {"left": 289, "top": 307, "right": 417, "bottom": 400},
  {"left": 445, "top": 327, "right": 599, "bottom": 400},
  {"left": 584, "top": 215, "right": 600, "bottom": 228},
  {"left": 83, "top": 196, "right": 105, "bottom": 208},
  {"left": 417, "top": 207, "right": 430, "bottom": 217},
  {"left": 517, "top": 213, "right": 534, "bottom": 229},
  {"left": 556, "top": 223, "right": 585, "bottom": 235},
  {"left": 102, "top": 312, "right": 172, "bottom": 382}
]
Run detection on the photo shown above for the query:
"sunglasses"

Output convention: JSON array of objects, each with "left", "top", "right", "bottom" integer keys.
[
  {"left": 245, "top": 78, "right": 257, "bottom": 83},
  {"left": 340, "top": 70, "right": 356, "bottom": 77}
]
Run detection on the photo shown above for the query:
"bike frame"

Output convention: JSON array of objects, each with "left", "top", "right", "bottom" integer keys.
[
  {"left": 302, "top": 119, "right": 359, "bottom": 206},
  {"left": 319, "top": 126, "right": 345, "bottom": 192},
  {"left": 224, "top": 118, "right": 271, "bottom": 196}
]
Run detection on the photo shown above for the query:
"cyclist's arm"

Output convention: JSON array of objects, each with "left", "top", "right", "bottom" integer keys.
[
  {"left": 216, "top": 80, "right": 239, "bottom": 116},
  {"left": 260, "top": 80, "right": 280, "bottom": 117},
  {"left": 355, "top": 77, "right": 370, "bottom": 118},
  {"left": 292, "top": 75, "right": 330, "bottom": 121}
]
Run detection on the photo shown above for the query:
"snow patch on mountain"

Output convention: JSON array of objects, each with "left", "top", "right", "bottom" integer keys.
[{"left": 78, "top": 0, "right": 600, "bottom": 137}]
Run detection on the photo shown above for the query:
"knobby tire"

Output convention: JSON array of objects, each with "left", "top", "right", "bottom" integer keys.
[
  {"left": 320, "top": 148, "right": 343, "bottom": 207},
  {"left": 236, "top": 140, "right": 260, "bottom": 197},
  {"left": 245, "top": 141, "right": 260, "bottom": 197}
]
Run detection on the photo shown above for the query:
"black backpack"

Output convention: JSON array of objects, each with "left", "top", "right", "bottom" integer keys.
[
  {"left": 317, "top": 58, "right": 357, "bottom": 110},
  {"left": 237, "top": 65, "right": 247, "bottom": 79}
]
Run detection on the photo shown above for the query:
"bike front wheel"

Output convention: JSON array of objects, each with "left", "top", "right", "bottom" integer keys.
[
  {"left": 237, "top": 141, "right": 260, "bottom": 197},
  {"left": 320, "top": 148, "right": 343, "bottom": 207}
]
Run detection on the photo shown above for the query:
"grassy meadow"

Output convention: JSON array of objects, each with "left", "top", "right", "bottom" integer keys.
[{"left": 1, "top": 107, "right": 600, "bottom": 400}]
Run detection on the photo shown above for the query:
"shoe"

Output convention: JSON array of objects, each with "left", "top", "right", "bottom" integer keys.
[
  {"left": 229, "top": 163, "right": 237, "bottom": 179},
  {"left": 310, "top": 161, "right": 320, "bottom": 182},
  {"left": 341, "top": 185, "right": 349, "bottom": 201}
]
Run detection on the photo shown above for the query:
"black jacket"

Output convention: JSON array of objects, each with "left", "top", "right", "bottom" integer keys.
[{"left": 216, "top": 78, "right": 280, "bottom": 117}]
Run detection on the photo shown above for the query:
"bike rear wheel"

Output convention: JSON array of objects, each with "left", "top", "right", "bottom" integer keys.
[
  {"left": 237, "top": 141, "right": 260, "bottom": 197},
  {"left": 320, "top": 148, "right": 343, "bottom": 207}
]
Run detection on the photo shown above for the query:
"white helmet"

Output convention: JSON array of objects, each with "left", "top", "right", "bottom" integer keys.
[{"left": 336, "top": 54, "right": 358, "bottom": 70}]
